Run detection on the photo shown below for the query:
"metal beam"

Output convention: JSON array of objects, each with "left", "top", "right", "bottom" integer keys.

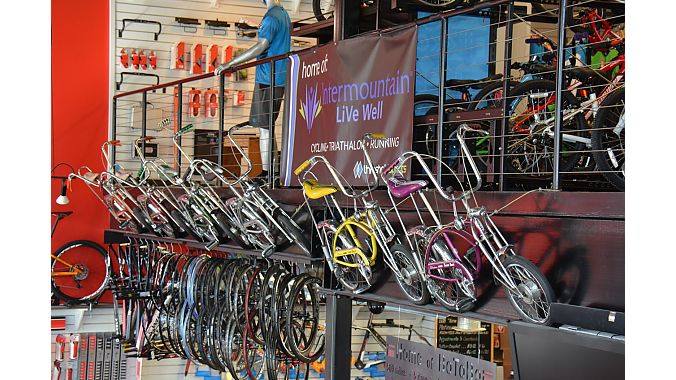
[
  {"left": 553, "top": 0, "right": 569, "bottom": 189},
  {"left": 325, "top": 294, "right": 352, "bottom": 379}
]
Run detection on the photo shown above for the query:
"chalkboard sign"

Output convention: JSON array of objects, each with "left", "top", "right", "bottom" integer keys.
[{"left": 436, "top": 316, "right": 493, "bottom": 362}]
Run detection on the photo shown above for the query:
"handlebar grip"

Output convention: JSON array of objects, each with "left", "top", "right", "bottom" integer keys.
[
  {"left": 525, "top": 37, "right": 546, "bottom": 44},
  {"left": 382, "top": 158, "right": 400, "bottom": 175},
  {"left": 293, "top": 160, "right": 311, "bottom": 176},
  {"left": 108, "top": 140, "right": 122, "bottom": 146},
  {"left": 158, "top": 118, "right": 171, "bottom": 130},
  {"left": 179, "top": 124, "right": 194, "bottom": 134},
  {"left": 142, "top": 136, "right": 156, "bottom": 141}
]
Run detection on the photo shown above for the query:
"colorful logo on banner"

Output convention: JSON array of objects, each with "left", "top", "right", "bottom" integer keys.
[
  {"left": 281, "top": 27, "right": 417, "bottom": 186},
  {"left": 299, "top": 84, "right": 322, "bottom": 132}
]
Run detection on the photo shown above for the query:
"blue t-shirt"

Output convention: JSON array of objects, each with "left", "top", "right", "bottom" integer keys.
[{"left": 256, "top": 6, "right": 291, "bottom": 87}]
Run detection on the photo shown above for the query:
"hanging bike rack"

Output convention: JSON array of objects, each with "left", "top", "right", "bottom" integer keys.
[
  {"left": 175, "top": 17, "right": 200, "bottom": 33},
  {"left": 205, "top": 18, "right": 231, "bottom": 35},
  {"left": 118, "top": 18, "right": 162, "bottom": 40},
  {"left": 116, "top": 72, "right": 161, "bottom": 91}
]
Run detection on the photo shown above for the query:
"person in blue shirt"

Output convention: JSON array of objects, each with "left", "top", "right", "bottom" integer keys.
[{"left": 215, "top": 0, "right": 291, "bottom": 184}]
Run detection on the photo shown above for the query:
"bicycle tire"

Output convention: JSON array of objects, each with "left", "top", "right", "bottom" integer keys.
[
  {"left": 169, "top": 209, "right": 194, "bottom": 238},
  {"left": 286, "top": 274, "right": 325, "bottom": 363},
  {"left": 331, "top": 223, "right": 377, "bottom": 293},
  {"left": 407, "top": 0, "right": 465, "bottom": 12},
  {"left": 131, "top": 206, "right": 153, "bottom": 233},
  {"left": 242, "top": 326, "right": 265, "bottom": 380},
  {"left": 390, "top": 244, "right": 431, "bottom": 305},
  {"left": 51, "top": 240, "right": 110, "bottom": 304},
  {"left": 274, "top": 208, "right": 312, "bottom": 255},
  {"left": 502, "top": 255, "right": 555, "bottom": 325},
  {"left": 505, "top": 79, "right": 586, "bottom": 178},
  {"left": 212, "top": 209, "right": 251, "bottom": 249},
  {"left": 312, "top": 0, "right": 334, "bottom": 21},
  {"left": 468, "top": 80, "right": 519, "bottom": 174},
  {"left": 238, "top": 201, "right": 275, "bottom": 249},
  {"left": 426, "top": 229, "right": 476, "bottom": 312},
  {"left": 591, "top": 86, "right": 625, "bottom": 191},
  {"left": 157, "top": 219, "right": 176, "bottom": 238}
]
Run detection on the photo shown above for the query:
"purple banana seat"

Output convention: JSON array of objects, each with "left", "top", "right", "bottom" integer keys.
[{"left": 387, "top": 176, "right": 428, "bottom": 198}]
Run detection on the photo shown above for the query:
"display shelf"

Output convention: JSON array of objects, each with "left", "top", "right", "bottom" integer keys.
[
  {"left": 319, "top": 288, "right": 511, "bottom": 326},
  {"left": 104, "top": 229, "right": 323, "bottom": 265}
]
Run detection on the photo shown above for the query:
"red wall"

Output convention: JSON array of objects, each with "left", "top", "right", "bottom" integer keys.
[{"left": 52, "top": 0, "right": 110, "bottom": 250}]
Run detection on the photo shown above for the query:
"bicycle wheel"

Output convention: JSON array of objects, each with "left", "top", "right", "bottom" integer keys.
[
  {"left": 157, "top": 219, "right": 176, "bottom": 238},
  {"left": 131, "top": 206, "right": 153, "bottom": 233},
  {"left": 468, "top": 80, "right": 519, "bottom": 174},
  {"left": 591, "top": 86, "right": 625, "bottom": 191},
  {"left": 274, "top": 208, "right": 311, "bottom": 255},
  {"left": 212, "top": 209, "right": 252, "bottom": 249},
  {"left": 506, "top": 79, "right": 586, "bottom": 178},
  {"left": 408, "top": 0, "right": 465, "bottom": 12},
  {"left": 390, "top": 244, "right": 431, "bottom": 305},
  {"left": 330, "top": 223, "right": 377, "bottom": 293},
  {"left": 426, "top": 231, "right": 476, "bottom": 312},
  {"left": 286, "top": 275, "right": 325, "bottom": 363},
  {"left": 51, "top": 240, "right": 110, "bottom": 304},
  {"left": 312, "top": 0, "right": 334, "bottom": 21},
  {"left": 502, "top": 255, "right": 554, "bottom": 325},
  {"left": 238, "top": 201, "right": 275, "bottom": 249}
]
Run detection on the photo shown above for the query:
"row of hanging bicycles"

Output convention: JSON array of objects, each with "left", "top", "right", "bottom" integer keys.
[{"left": 59, "top": 115, "right": 555, "bottom": 327}]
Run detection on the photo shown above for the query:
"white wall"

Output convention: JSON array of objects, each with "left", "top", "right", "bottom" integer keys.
[{"left": 112, "top": 0, "right": 318, "bottom": 175}]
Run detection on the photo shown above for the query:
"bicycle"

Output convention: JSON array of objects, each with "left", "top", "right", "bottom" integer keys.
[
  {"left": 381, "top": 124, "right": 555, "bottom": 324},
  {"left": 217, "top": 123, "right": 312, "bottom": 256},
  {"left": 590, "top": 85, "right": 624, "bottom": 190},
  {"left": 294, "top": 133, "right": 427, "bottom": 303},
  {"left": 69, "top": 140, "right": 151, "bottom": 234},
  {"left": 504, "top": 38, "right": 624, "bottom": 183},
  {"left": 51, "top": 197, "right": 110, "bottom": 305}
]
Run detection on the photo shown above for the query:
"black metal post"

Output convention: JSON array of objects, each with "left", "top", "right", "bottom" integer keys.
[
  {"left": 112, "top": 98, "right": 117, "bottom": 167},
  {"left": 499, "top": 2, "right": 514, "bottom": 191},
  {"left": 325, "top": 294, "right": 352, "bottom": 379},
  {"left": 334, "top": 0, "right": 344, "bottom": 40},
  {"left": 177, "top": 83, "right": 183, "bottom": 175},
  {"left": 437, "top": 17, "right": 448, "bottom": 185},
  {"left": 141, "top": 91, "right": 148, "bottom": 155},
  {"left": 376, "top": 0, "right": 380, "bottom": 30},
  {"left": 268, "top": 60, "right": 276, "bottom": 187},
  {"left": 553, "top": 0, "right": 568, "bottom": 190},
  {"left": 218, "top": 75, "right": 225, "bottom": 168}
]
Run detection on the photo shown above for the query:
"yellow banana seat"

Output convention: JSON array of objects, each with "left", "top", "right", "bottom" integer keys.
[{"left": 302, "top": 179, "right": 338, "bottom": 200}]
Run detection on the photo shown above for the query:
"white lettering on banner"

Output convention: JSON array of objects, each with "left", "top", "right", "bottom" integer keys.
[
  {"left": 308, "top": 137, "right": 400, "bottom": 153},
  {"left": 301, "top": 54, "right": 329, "bottom": 79}
]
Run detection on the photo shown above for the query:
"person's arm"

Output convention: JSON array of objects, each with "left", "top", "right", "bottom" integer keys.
[{"left": 214, "top": 38, "right": 270, "bottom": 76}]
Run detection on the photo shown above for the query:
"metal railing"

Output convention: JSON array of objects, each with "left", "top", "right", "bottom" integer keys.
[{"left": 111, "top": 0, "right": 624, "bottom": 192}]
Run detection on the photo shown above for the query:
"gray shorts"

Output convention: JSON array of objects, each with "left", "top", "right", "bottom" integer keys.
[{"left": 249, "top": 83, "right": 285, "bottom": 128}]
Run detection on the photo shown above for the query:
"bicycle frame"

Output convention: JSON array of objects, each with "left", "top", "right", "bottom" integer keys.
[
  {"left": 510, "top": 49, "right": 625, "bottom": 148},
  {"left": 383, "top": 125, "right": 522, "bottom": 296},
  {"left": 296, "top": 134, "right": 406, "bottom": 284}
]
